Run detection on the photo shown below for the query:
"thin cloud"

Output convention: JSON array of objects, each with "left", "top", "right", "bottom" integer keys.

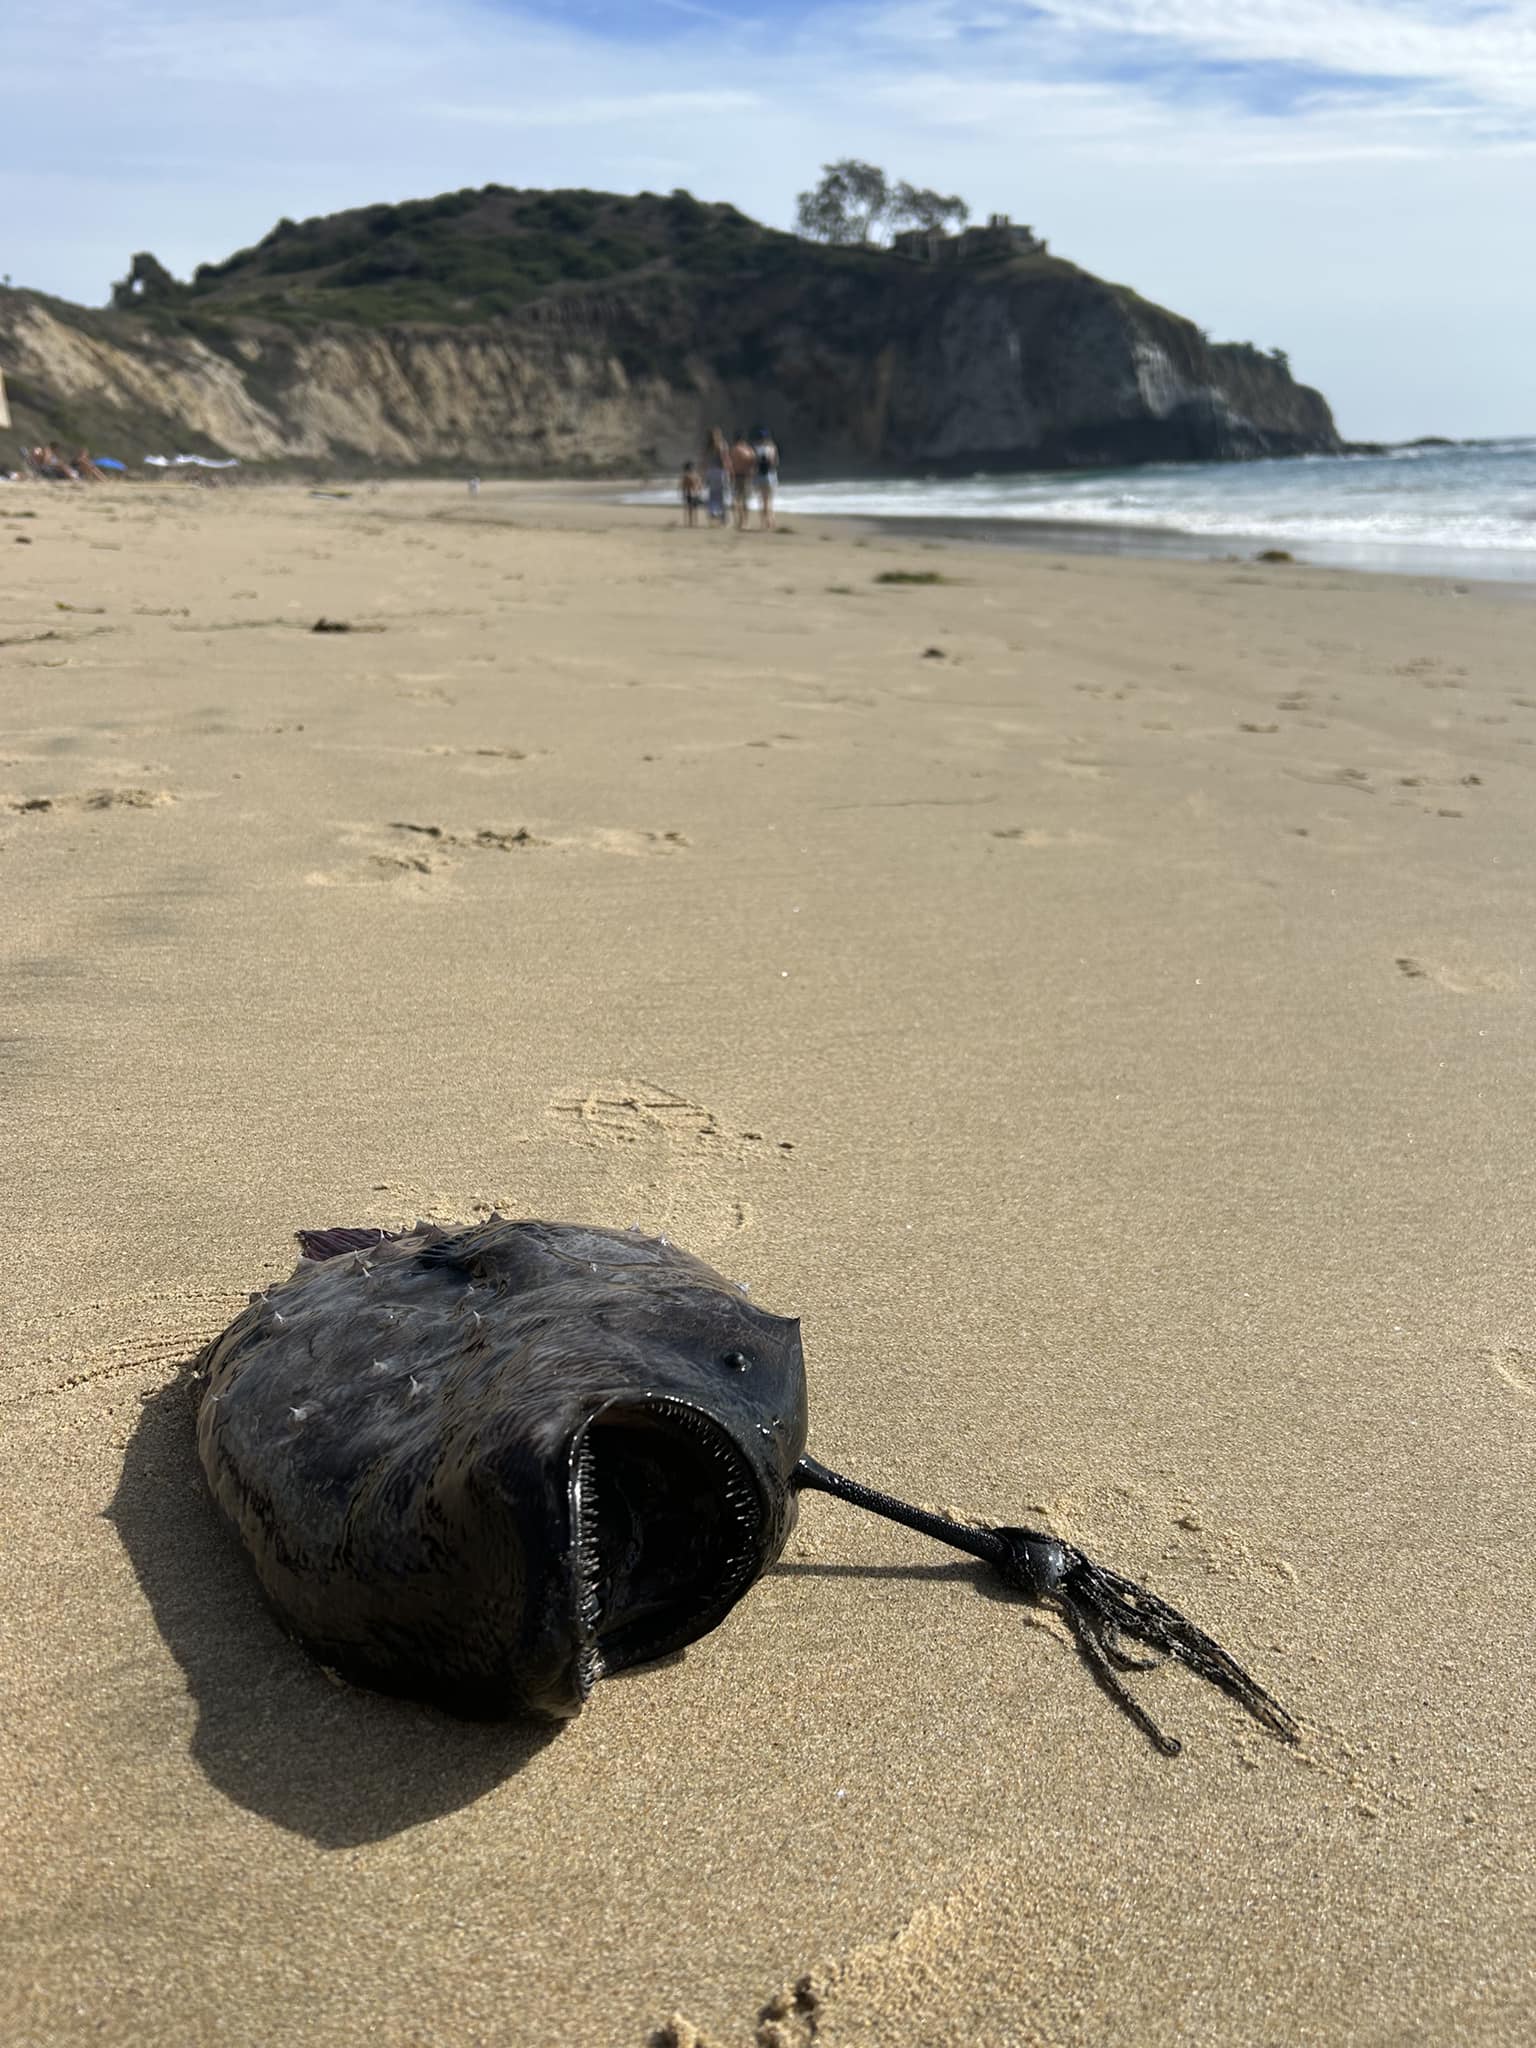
[
  {"left": 851, "top": 0, "right": 1536, "bottom": 123},
  {"left": 434, "top": 89, "right": 760, "bottom": 127}
]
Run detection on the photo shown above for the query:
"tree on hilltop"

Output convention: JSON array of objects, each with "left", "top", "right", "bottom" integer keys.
[
  {"left": 891, "top": 181, "right": 971, "bottom": 235},
  {"left": 795, "top": 162, "right": 970, "bottom": 246}
]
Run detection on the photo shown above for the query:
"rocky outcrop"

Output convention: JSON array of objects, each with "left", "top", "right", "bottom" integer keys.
[
  {"left": 0, "top": 253, "right": 1338, "bottom": 475},
  {"left": 739, "top": 267, "right": 1339, "bottom": 471}
]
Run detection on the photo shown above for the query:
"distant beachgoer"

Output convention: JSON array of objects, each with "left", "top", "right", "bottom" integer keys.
[
  {"left": 467, "top": 475, "right": 480, "bottom": 496},
  {"left": 729, "top": 433, "right": 757, "bottom": 530},
  {"left": 680, "top": 459, "right": 703, "bottom": 527},
  {"left": 751, "top": 426, "right": 779, "bottom": 529},
  {"left": 704, "top": 430, "right": 731, "bottom": 526},
  {"left": 30, "top": 444, "right": 78, "bottom": 481}
]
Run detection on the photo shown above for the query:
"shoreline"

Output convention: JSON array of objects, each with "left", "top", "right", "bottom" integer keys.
[
  {"left": 565, "top": 480, "right": 1536, "bottom": 599},
  {"left": 609, "top": 457, "right": 1536, "bottom": 590},
  {"left": 809, "top": 508, "right": 1536, "bottom": 590}
]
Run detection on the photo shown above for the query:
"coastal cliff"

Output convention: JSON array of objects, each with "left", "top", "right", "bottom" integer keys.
[{"left": 0, "top": 187, "right": 1340, "bottom": 473}]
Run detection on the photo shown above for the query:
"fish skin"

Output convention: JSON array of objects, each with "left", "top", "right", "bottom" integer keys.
[{"left": 196, "top": 1219, "right": 807, "bottom": 1719}]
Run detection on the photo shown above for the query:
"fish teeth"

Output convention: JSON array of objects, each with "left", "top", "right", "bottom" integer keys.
[{"left": 572, "top": 1437, "right": 605, "bottom": 1643}]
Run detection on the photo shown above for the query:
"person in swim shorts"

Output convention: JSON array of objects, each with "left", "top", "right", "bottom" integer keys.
[
  {"left": 680, "top": 459, "right": 703, "bottom": 526},
  {"left": 750, "top": 426, "right": 779, "bottom": 530}
]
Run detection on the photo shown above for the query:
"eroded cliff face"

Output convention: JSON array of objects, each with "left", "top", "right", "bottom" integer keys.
[
  {"left": 0, "top": 260, "right": 1338, "bottom": 475},
  {"left": 0, "top": 295, "right": 698, "bottom": 470}
]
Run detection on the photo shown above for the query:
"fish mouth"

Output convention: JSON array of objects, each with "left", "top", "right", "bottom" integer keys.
[{"left": 569, "top": 1396, "right": 766, "bottom": 1695}]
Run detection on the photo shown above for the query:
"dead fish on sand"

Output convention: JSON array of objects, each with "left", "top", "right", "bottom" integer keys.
[{"left": 195, "top": 1218, "right": 1299, "bottom": 1756}]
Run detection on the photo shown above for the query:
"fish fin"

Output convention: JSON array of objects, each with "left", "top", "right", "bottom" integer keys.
[
  {"left": 295, "top": 1226, "right": 399, "bottom": 1262},
  {"left": 416, "top": 1218, "right": 522, "bottom": 1280},
  {"left": 417, "top": 1223, "right": 493, "bottom": 1274}
]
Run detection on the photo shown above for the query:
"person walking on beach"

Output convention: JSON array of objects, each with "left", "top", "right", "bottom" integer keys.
[
  {"left": 729, "top": 432, "right": 757, "bottom": 531},
  {"left": 703, "top": 430, "right": 731, "bottom": 526},
  {"left": 751, "top": 426, "right": 779, "bottom": 530},
  {"left": 680, "top": 458, "right": 703, "bottom": 527}
]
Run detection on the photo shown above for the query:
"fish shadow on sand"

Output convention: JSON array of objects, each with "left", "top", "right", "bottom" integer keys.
[
  {"left": 772, "top": 1555, "right": 1074, "bottom": 1636},
  {"left": 107, "top": 1368, "right": 558, "bottom": 1849},
  {"left": 771, "top": 1555, "right": 1049, "bottom": 1623},
  {"left": 772, "top": 1557, "right": 981, "bottom": 1584}
]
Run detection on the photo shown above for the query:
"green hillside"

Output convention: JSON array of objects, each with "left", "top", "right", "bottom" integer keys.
[{"left": 118, "top": 184, "right": 1071, "bottom": 330}]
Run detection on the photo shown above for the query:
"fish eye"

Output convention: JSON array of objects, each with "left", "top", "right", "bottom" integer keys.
[{"left": 720, "top": 1350, "right": 750, "bottom": 1372}]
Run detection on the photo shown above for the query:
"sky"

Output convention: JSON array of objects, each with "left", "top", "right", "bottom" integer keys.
[{"left": 4, "top": 0, "right": 1535, "bottom": 441}]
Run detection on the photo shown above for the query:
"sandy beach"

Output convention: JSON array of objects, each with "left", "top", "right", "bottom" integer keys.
[{"left": 4, "top": 478, "right": 1533, "bottom": 2047}]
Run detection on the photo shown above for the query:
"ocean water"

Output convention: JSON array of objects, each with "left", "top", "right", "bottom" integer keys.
[{"left": 640, "top": 440, "right": 1536, "bottom": 582}]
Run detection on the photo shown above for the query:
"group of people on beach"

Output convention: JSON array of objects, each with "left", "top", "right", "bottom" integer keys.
[
  {"left": 682, "top": 426, "right": 778, "bottom": 531},
  {"left": 21, "top": 443, "right": 109, "bottom": 482}
]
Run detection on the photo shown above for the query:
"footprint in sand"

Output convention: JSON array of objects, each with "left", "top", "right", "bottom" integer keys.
[
  {"left": 1394, "top": 955, "right": 1512, "bottom": 994},
  {"left": 1394, "top": 658, "right": 1469, "bottom": 687},
  {"left": 305, "top": 821, "right": 462, "bottom": 891},
  {"left": 1285, "top": 766, "right": 1375, "bottom": 796},
  {"left": 306, "top": 847, "right": 456, "bottom": 891},
  {"left": 575, "top": 826, "right": 689, "bottom": 856},
  {"left": 421, "top": 744, "right": 530, "bottom": 763},
  {"left": 309, "top": 818, "right": 688, "bottom": 887},
  {"left": 990, "top": 827, "right": 1106, "bottom": 848},
  {"left": 549, "top": 1084, "right": 795, "bottom": 1167},
  {"left": 545, "top": 1086, "right": 793, "bottom": 1248},
  {"left": 389, "top": 819, "right": 686, "bottom": 857},
  {"left": 0, "top": 624, "right": 113, "bottom": 650},
  {"left": 391, "top": 820, "right": 548, "bottom": 852},
  {"left": 5, "top": 787, "right": 176, "bottom": 814}
]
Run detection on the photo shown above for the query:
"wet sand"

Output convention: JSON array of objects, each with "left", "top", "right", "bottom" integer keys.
[{"left": 3, "top": 478, "right": 1533, "bottom": 2046}]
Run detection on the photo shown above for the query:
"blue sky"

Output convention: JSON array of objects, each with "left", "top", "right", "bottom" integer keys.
[{"left": 4, "top": 0, "right": 1535, "bottom": 440}]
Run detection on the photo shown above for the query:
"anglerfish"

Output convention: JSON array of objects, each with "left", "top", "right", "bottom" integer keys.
[{"left": 194, "top": 1217, "right": 1299, "bottom": 1756}]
